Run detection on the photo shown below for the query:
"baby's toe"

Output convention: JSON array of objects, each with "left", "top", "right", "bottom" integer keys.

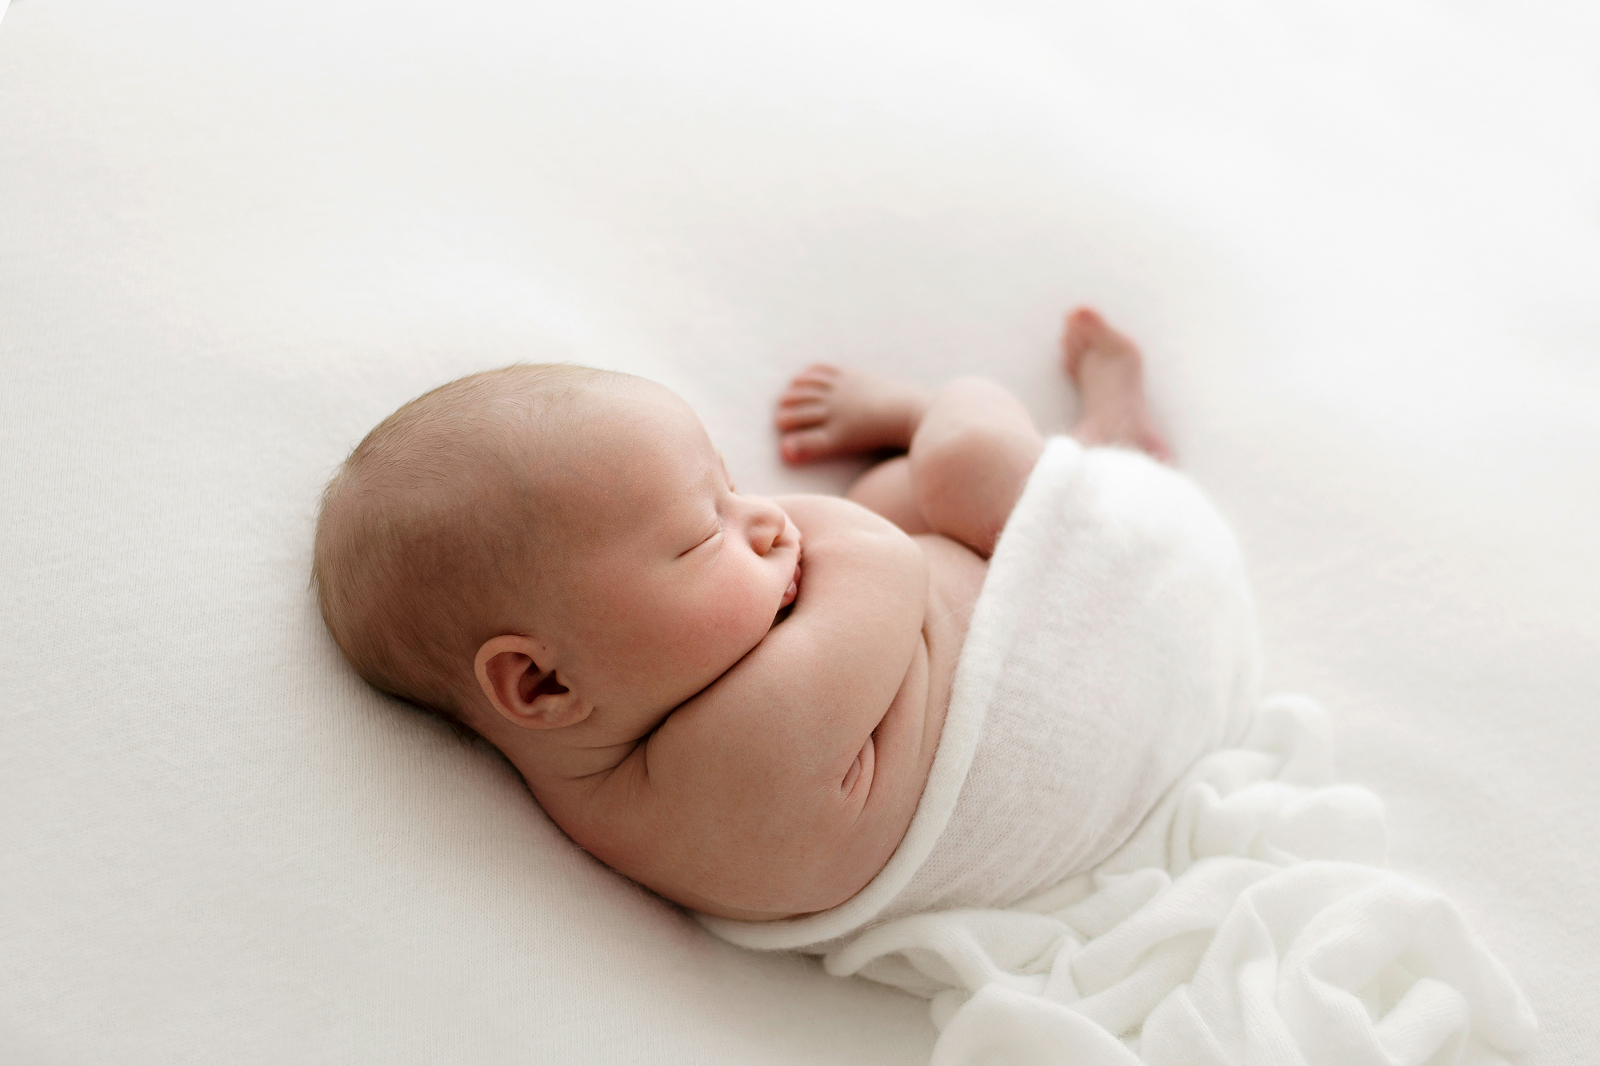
[
  {"left": 779, "top": 383, "right": 831, "bottom": 408},
  {"left": 780, "top": 427, "right": 837, "bottom": 465},
  {"left": 1140, "top": 427, "right": 1175, "bottom": 465},
  {"left": 1061, "top": 309, "right": 1100, "bottom": 375},
  {"left": 1066, "top": 307, "right": 1105, "bottom": 333},
  {"left": 786, "top": 364, "right": 841, "bottom": 391},
  {"left": 775, "top": 400, "right": 828, "bottom": 432}
]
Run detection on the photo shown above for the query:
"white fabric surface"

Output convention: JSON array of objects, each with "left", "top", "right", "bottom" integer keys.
[
  {"left": 704, "top": 441, "right": 1531, "bottom": 1062},
  {"left": 826, "top": 695, "right": 1537, "bottom": 1064},
  {"left": 704, "top": 436, "right": 1263, "bottom": 950},
  {"left": 3, "top": 1, "right": 1597, "bottom": 1064}
]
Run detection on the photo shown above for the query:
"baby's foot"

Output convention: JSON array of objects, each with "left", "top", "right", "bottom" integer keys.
[
  {"left": 1063, "top": 308, "right": 1173, "bottom": 463},
  {"left": 775, "top": 365, "right": 932, "bottom": 464}
]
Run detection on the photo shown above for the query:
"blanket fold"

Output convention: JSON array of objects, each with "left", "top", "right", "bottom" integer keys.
[
  {"left": 824, "top": 695, "right": 1537, "bottom": 1064},
  {"left": 704, "top": 438, "right": 1533, "bottom": 1062},
  {"left": 702, "top": 437, "right": 1262, "bottom": 949}
]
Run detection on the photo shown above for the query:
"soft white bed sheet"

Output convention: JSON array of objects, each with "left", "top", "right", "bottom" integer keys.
[{"left": 2, "top": 1, "right": 1596, "bottom": 1063}]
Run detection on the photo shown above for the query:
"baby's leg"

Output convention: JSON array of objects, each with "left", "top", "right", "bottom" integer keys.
[
  {"left": 1063, "top": 308, "right": 1172, "bottom": 462},
  {"left": 775, "top": 365, "right": 1042, "bottom": 557},
  {"left": 845, "top": 456, "right": 932, "bottom": 536},
  {"left": 774, "top": 366, "right": 935, "bottom": 535},
  {"left": 905, "top": 378, "right": 1045, "bottom": 556},
  {"left": 774, "top": 307, "right": 1170, "bottom": 555}
]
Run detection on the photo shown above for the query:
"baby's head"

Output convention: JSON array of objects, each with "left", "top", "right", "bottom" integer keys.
[{"left": 313, "top": 365, "right": 801, "bottom": 748}]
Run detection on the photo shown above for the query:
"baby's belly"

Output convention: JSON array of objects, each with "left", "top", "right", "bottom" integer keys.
[{"left": 908, "top": 533, "right": 988, "bottom": 790}]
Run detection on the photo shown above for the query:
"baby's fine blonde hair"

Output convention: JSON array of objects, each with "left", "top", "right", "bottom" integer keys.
[{"left": 312, "top": 363, "right": 621, "bottom": 736}]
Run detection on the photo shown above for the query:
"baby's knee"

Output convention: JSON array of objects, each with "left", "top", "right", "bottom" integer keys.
[
  {"left": 913, "top": 419, "right": 1026, "bottom": 496},
  {"left": 907, "top": 377, "right": 1044, "bottom": 553},
  {"left": 910, "top": 422, "right": 1037, "bottom": 548},
  {"left": 931, "top": 376, "right": 1018, "bottom": 419},
  {"left": 913, "top": 379, "right": 1038, "bottom": 481}
]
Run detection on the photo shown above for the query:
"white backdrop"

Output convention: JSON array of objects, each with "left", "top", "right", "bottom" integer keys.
[{"left": 2, "top": 0, "right": 1596, "bottom": 1062}]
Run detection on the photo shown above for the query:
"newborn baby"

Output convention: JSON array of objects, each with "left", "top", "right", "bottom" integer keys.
[{"left": 313, "top": 308, "right": 1250, "bottom": 925}]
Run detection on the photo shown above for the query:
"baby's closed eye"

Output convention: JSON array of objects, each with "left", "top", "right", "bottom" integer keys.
[{"left": 679, "top": 520, "right": 723, "bottom": 557}]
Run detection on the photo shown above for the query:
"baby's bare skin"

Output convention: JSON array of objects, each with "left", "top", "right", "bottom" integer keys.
[
  {"left": 470, "top": 388, "right": 943, "bottom": 920},
  {"left": 476, "top": 308, "right": 1166, "bottom": 920}
]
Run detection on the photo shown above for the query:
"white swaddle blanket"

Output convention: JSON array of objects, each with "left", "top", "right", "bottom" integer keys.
[
  {"left": 702, "top": 439, "right": 1534, "bottom": 1063},
  {"left": 705, "top": 436, "right": 1262, "bottom": 948}
]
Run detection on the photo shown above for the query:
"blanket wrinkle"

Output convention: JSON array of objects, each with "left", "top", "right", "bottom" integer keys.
[
  {"left": 704, "top": 437, "right": 1268, "bottom": 952},
  {"left": 704, "top": 440, "right": 1532, "bottom": 1063},
  {"left": 821, "top": 696, "right": 1536, "bottom": 1065}
]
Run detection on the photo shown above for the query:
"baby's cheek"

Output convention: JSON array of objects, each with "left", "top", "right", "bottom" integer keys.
[{"left": 688, "top": 582, "right": 771, "bottom": 659}]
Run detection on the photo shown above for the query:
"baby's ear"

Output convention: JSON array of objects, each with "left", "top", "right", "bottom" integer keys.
[{"left": 474, "top": 635, "right": 590, "bottom": 730}]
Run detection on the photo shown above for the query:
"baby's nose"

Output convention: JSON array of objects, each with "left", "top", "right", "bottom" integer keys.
[{"left": 743, "top": 496, "right": 787, "bottom": 555}]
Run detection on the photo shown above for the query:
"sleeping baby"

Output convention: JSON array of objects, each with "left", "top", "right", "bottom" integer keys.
[{"left": 312, "top": 308, "right": 1260, "bottom": 931}]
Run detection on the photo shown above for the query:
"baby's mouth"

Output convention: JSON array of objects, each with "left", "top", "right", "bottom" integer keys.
[{"left": 779, "top": 549, "right": 802, "bottom": 609}]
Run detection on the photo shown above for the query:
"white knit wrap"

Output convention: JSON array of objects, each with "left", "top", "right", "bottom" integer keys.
[{"left": 701, "top": 437, "right": 1261, "bottom": 951}]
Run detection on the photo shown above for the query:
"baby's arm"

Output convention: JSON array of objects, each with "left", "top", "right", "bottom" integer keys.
[{"left": 576, "top": 495, "right": 938, "bottom": 919}]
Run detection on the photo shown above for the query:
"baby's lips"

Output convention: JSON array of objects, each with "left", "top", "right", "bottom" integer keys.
[{"left": 780, "top": 557, "right": 802, "bottom": 608}]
